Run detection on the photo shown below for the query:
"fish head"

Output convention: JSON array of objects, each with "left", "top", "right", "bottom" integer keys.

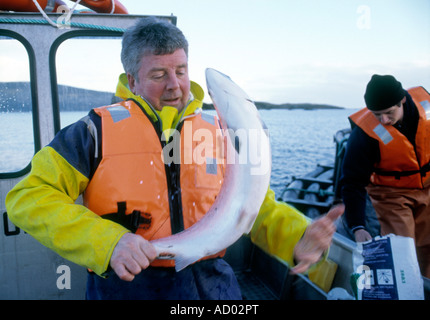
[{"left": 205, "top": 68, "right": 271, "bottom": 177}]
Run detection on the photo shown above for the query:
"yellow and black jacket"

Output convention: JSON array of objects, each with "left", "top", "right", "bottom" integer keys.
[{"left": 6, "top": 74, "right": 309, "bottom": 276}]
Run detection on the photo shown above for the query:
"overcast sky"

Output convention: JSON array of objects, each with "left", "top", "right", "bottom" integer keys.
[{"left": 1, "top": 0, "right": 429, "bottom": 109}]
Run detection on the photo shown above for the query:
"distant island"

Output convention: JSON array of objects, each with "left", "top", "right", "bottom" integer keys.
[
  {"left": 203, "top": 101, "right": 343, "bottom": 110},
  {"left": 0, "top": 82, "right": 344, "bottom": 112},
  {"left": 0, "top": 82, "right": 114, "bottom": 113}
]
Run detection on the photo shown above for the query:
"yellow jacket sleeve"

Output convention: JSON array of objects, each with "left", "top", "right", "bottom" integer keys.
[
  {"left": 5, "top": 147, "right": 129, "bottom": 276},
  {"left": 250, "top": 188, "right": 311, "bottom": 267}
]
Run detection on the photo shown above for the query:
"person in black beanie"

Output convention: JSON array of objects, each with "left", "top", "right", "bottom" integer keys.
[{"left": 340, "top": 74, "right": 430, "bottom": 278}]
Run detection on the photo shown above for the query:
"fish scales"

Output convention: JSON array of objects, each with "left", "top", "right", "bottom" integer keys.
[{"left": 151, "top": 68, "right": 272, "bottom": 272}]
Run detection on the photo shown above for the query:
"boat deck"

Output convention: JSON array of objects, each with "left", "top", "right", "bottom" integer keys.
[{"left": 225, "top": 236, "right": 328, "bottom": 300}]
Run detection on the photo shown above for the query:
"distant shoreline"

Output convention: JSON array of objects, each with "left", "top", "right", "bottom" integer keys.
[
  {"left": 0, "top": 82, "right": 344, "bottom": 112},
  {"left": 203, "top": 102, "right": 344, "bottom": 110}
]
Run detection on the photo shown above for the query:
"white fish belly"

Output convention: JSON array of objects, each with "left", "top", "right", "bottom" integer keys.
[{"left": 151, "top": 68, "right": 271, "bottom": 272}]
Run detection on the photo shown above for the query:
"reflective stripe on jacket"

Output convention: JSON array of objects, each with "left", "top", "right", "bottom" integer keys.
[
  {"left": 83, "top": 99, "right": 226, "bottom": 267},
  {"left": 5, "top": 74, "right": 311, "bottom": 276},
  {"left": 349, "top": 86, "right": 430, "bottom": 188}
]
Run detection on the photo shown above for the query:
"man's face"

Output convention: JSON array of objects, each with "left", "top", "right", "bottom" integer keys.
[
  {"left": 128, "top": 48, "right": 190, "bottom": 112},
  {"left": 371, "top": 97, "right": 406, "bottom": 126}
]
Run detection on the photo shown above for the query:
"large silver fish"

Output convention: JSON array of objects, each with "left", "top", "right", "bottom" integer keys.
[{"left": 151, "top": 68, "right": 272, "bottom": 272}]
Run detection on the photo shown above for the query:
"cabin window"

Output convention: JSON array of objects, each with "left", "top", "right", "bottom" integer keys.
[
  {"left": 0, "top": 36, "right": 35, "bottom": 176},
  {"left": 55, "top": 37, "right": 123, "bottom": 129}
]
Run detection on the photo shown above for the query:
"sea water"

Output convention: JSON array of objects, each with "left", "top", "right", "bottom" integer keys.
[
  {"left": 0, "top": 108, "right": 355, "bottom": 198},
  {"left": 260, "top": 108, "right": 354, "bottom": 196}
]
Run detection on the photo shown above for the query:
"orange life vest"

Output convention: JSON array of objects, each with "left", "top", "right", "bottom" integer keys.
[
  {"left": 83, "top": 99, "right": 226, "bottom": 267},
  {"left": 349, "top": 86, "right": 430, "bottom": 188}
]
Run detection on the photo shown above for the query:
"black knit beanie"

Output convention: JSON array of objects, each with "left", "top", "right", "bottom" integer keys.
[{"left": 364, "top": 74, "right": 406, "bottom": 111}]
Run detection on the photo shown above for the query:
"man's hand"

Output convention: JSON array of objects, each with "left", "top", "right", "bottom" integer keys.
[
  {"left": 354, "top": 228, "right": 372, "bottom": 243},
  {"left": 110, "top": 233, "right": 157, "bottom": 281},
  {"left": 291, "top": 204, "right": 344, "bottom": 274}
]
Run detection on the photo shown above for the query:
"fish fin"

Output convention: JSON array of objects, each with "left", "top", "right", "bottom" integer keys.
[
  {"left": 157, "top": 253, "right": 175, "bottom": 260},
  {"left": 152, "top": 243, "right": 178, "bottom": 261},
  {"left": 174, "top": 254, "right": 201, "bottom": 272}
]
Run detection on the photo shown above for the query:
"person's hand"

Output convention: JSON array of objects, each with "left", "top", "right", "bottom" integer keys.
[
  {"left": 110, "top": 233, "right": 157, "bottom": 281},
  {"left": 354, "top": 228, "right": 372, "bottom": 243},
  {"left": 291, "top": 204, "right": 344, "bottom": 274}
]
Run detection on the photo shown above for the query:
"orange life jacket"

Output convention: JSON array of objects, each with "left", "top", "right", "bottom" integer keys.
[
  {"left": 83, "top": 99, "right": 226, "bottom": 267},
  {"left": 349, "top": 86, "right": 430, "bottom": 188}
]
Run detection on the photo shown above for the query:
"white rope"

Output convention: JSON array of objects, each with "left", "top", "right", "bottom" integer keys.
[
  {"left": 32, "top": 0, "right": 117, "bottom": 29},
  {"left": 110, "top": 0, "right": 115, "bottom": 14},
  {"left": 65, "top": 0, "right": 82, "bottom": 23},
  {"left": 32, "top": 0, "right": 58, "bottom": 27}
]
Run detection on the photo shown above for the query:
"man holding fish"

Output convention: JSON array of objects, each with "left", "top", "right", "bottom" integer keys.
[{"left": 6, "top": 17, "right": 343, "bottom": 299}]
